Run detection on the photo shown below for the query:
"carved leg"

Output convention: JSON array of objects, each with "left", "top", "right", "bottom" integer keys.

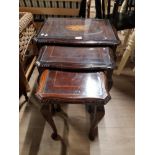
[
  {"left": 89, "top": 105, "right": 105, "bottom": 141},
  {"left": 23, "top": 92, "right": 28, "bottom": 101},
  {"left": 40, "top": 104, "right": 61, "bottom": 140},
  {"left": 104, "top": 69, "right": 113, "bottom": 91},
  {"left": 86, "top": 104, "right": 95, "bottom": 113},
  {"left": 54, "top": 104, "right": 62, "bottom": 112}
]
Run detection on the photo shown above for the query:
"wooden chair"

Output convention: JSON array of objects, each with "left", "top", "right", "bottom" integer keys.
[
  {"left": 112, "top": 0, "right": 135, "bottom": 74},
  {"left": 19, "top": 0, "right": 87, "bottom": 21},
  {"left": 92, "top": 0, "right": 135, "bottom": 30}
]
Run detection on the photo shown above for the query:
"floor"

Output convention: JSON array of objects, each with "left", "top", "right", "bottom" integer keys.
[
  {"left": 19, "top": 1, "right": 135, "bottom": 155},
  {"left": 19, "top": 67, "right": 135, "bottom": 155}
]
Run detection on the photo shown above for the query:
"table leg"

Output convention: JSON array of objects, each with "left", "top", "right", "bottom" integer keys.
[
  {"left": 40, "top": 104, "right": 60, "bottom": 140},
  {"left": 89, "top": 104, "right": 105, "bottom": 141},
  {"left": 54, "top": 104, "right": 62, "bottom": 112},
  {"left": 104, "top": 69, "right": 113, "bottom": 91},
  {"left": 37, "top": 69, "right": 62, "bottom": 114}
]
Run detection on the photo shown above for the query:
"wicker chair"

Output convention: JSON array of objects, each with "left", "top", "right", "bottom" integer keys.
[{"left": 19, "top": 12, "right": 36, "bottom": 100}]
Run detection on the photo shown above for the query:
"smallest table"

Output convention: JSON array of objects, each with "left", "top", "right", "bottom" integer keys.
[{"left": 36, "top": 70, "right": 111, "bottom": 140}]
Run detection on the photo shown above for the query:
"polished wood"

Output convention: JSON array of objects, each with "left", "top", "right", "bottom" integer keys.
[
  {"left": 33, "top": 14, "right": 120, "bottom": 142},
  {"left": 20, "top": 66, "right": 135, "bottom": 155},
  {"left": 36, "top": 70, "right": 111, "bottom": 140},
  {"left": 40, "top": 104, "right": 61, "bottom": 140},
  {"left": 36, "top": 70, "right": 111, "bottom": 103},
  {"left": 89, "top": 105, "right": 105, "bottom": 140},
  {"left": 33, "top": 18, "right": 120, "bottom": 47},
  {"left": 36, "top": 46, "right": 115, "bottom": 71},
  {"left": 104, "top": 69, "right": 113, "bottom": 90}
]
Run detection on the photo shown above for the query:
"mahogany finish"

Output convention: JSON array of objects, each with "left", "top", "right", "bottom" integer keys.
[
  {"left": 36, "top": 70, "right": 111, "bottom": 103},
  {"left": 33, "top": 17, "right": 120, "bottom": 141},
  {"left": 36, "top": 70, "right": 111, "bottom": 140},
  {"left": 36, "top": 46, "right": 115, "bottom": 71},
  {"left": 33, "top": 18, "right": 120, "bottom": 47}
]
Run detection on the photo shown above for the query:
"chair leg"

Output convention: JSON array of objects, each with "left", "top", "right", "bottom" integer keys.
[
  {"left": 104, "top": 69, "right": 113, "bottom": 91},
  {"left": 89, "top": 105, "right": 105, "bottom": 141},
  {"left": 123, "top": 29, "right": 132, "bottom": 49},
  {"left": 120, "top": 0, "right": 128, "bottom": 13},
  {"left": 87, "top": 0, "right": 92, "bottom": 18},
  {"left": 118, "top": 29, "right": 132, "bottom": 56},
  {"left": 115, "top": 31, "right": 135, "bottom": 75}
]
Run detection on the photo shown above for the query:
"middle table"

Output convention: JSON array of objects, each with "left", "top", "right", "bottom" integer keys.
[{"left": 36, "top": 46, "right": 115, "bottom": 71}]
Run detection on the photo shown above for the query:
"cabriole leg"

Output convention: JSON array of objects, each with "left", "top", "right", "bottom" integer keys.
[
  {"left": 40, "top": 104, "right": 61, "bottom": 140},
  {"left": 89, "top": 105, "right": 105, "bottom": 141}
]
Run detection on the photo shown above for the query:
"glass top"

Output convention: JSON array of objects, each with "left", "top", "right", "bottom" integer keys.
[{"left": 37, "top": 18, "right": 118, "bottom": 42}]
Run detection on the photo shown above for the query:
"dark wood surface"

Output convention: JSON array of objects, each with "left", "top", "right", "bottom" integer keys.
[
  {"left": 34, "top": 18, "right": 120, "bottom": 47},
  {"left": 33, "top": 17, "right": 121, "bottom": 142},
  {"left": 36, "top": 46, "right": 115, "bottom": 71},
  {"left": 36, "top": 70, "right": 111, "bottom": 104},
  {"left": 36, "top": 69, "right": 111, "bottom": 140}
]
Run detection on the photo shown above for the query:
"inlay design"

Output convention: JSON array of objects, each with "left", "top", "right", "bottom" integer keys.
[
  {"left": 34, "top": 18, "right": 120, "bottom": 46},
  {"left": 65, "top": 25, "right": 89, "bottom": 31}
]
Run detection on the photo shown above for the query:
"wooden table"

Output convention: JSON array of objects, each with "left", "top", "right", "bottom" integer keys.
[
  {"left": 34, "top": 17, "right": 120, "bottom": 141},
  {"left": 36, "top": 70, "right": 110, "bottom": 140},
  {"left": 37, "top": 46, "right": 115, "bottom": 70},
  {"left": 34, "top": 18, "right": 120, "bottom": 48}
]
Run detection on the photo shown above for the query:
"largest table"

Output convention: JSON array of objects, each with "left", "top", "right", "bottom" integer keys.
[{"left": 34, "top": 18, "right": 120, "bottom": 47}]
